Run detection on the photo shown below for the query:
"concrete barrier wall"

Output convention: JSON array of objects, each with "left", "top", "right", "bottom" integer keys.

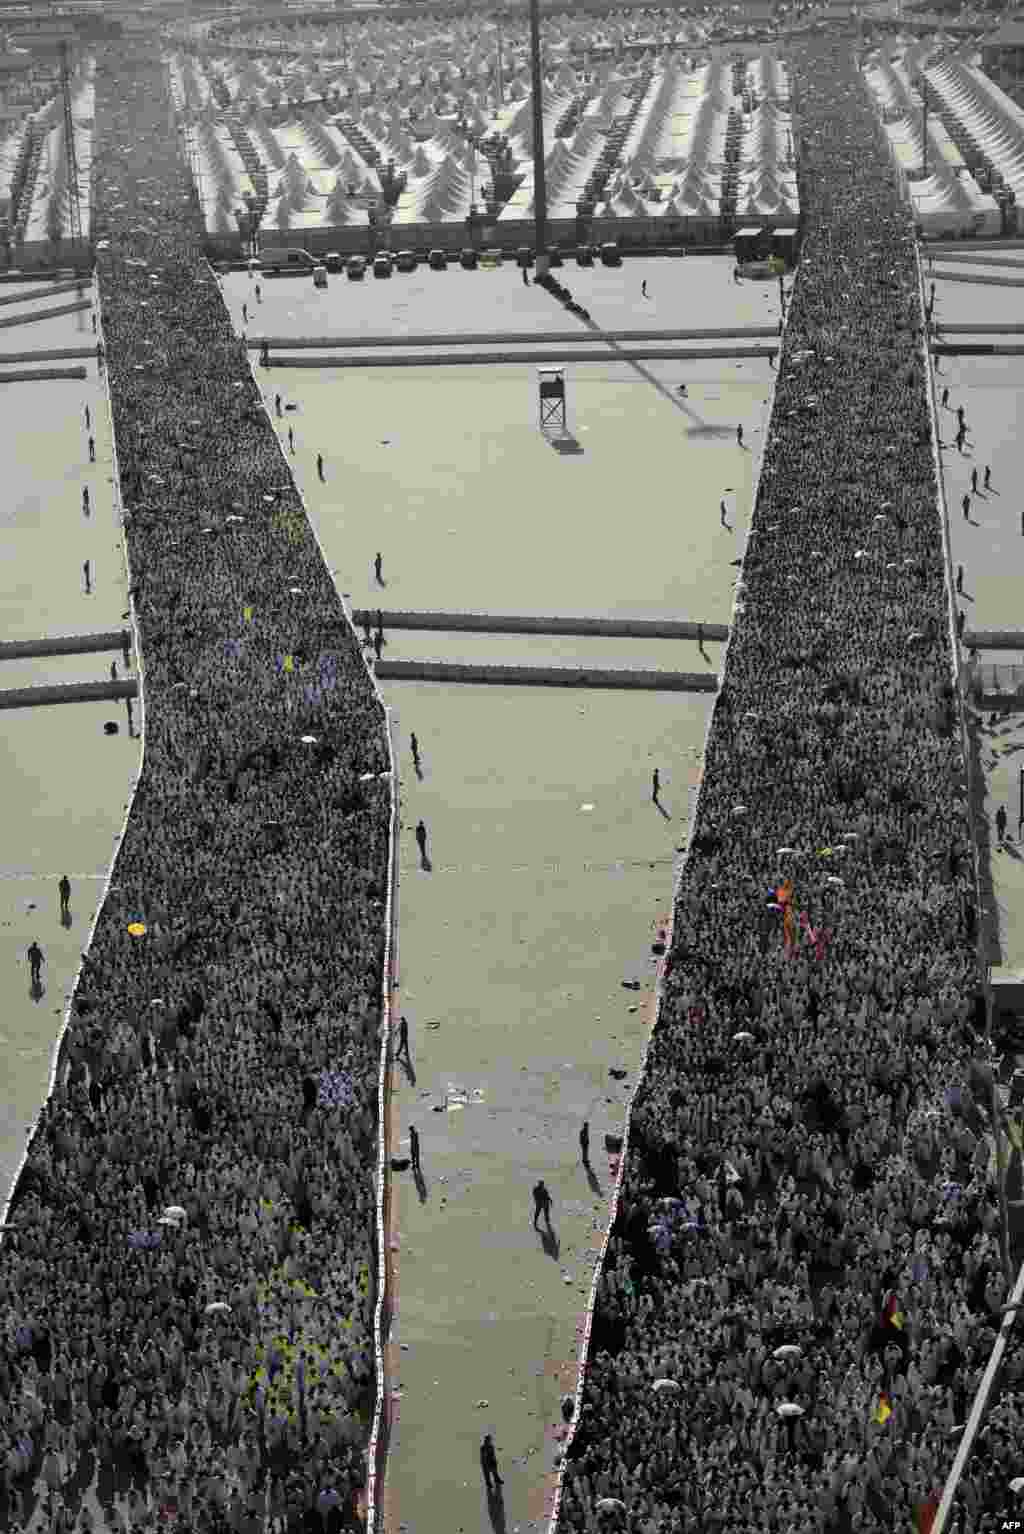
[
  {"left": 0, "top": 347, "right": 94, "bottom": 363},
  {"left": 252, "top": 327, "right": 779, "bottom": 350},
  {"left": 373, "top": 660, "right": 717, "bottom": 690},
  {"left": 272, "top": 347, "right": 777, "bottom": 369},
  {"left": 0, "top": 679, "right": 138, "bottom": 709},
  {"left": 0, "top": 278, "right": 86, "bottom": 307},
  {"left": 351, "top": 609, "right": 728, "bottom": 642},
  {"left": 0, "top": 630, "right": 129, "bottom": 662},
  {"left": 0, "top": 367, "right": 88, "bottom": 383},
  {"left": 933, "top": 343, "right": 1024, "bottom": 356},
  {"left": 964, "top": 631, "right": 1024, "bottom": 650},
  {"left": 934, "top": 269, "right": 1024, "bottom": 289},
  {"left": 0, "top": 298, "right": 91, "bottom": 329}
]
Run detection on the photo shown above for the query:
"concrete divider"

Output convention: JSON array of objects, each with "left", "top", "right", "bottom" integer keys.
[
  {"left": 0, "top": 366, "right": 88, "bottom": 383},
  {"left": 352, "top": 609, "right": 728, "bottom": 641},
  {"left": 941, "top": 324, "right": 1024, "bottom": 334},
  {"left": 251, "top": 326, "right": 779, "bottom": 350},
  {"left": 933, "top": 344, "right": 1024, "bottom": 356},
  {"left": 0, "top": 279, "right": 87, "bottom": 307},
  {"left": 0, "top": 299, "right": 91, "bottom": 329},
  {"left": 271, "top": 346, "right": 777, "bottom": 369},
  {"left": 373, "top": 660, "right": 717, "bottom": 690},
  {"left": 0, "top": 630, "right": 130, "bottom": 662},
  {"left": 932, "top": 269, "right": 1024, "bottom": 289},
  {"left": 0, "top": 679, "right": 137, "bottom": 710},
  {"left": 0, "top": 347, "right": 94, "bottom": 362},
  {"left": 964, "top": 631, "right": 1024, "bottom": 651}
]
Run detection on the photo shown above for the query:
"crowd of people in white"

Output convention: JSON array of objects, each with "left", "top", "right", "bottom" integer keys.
[
  {"left": 556, "top": 36, "right": 1024, "bottom": 1534},
  {"left": 1, "top": 38, "right": 389, "bottom": 1534}
]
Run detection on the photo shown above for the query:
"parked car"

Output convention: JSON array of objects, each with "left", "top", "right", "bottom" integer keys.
[
  {"left": 259, "top": 247, "right": 316, "bottom": 273},
  {"left": 373, "top": 251, "right": 393, "bottom": 278},
  {"left": 600, "top": 241, "right": 622, "bottom": 267},
  {"left": 395, "top": 249, "right": 418, "bottom": 272},
  {"left": 576, "top": 245, "right": 595, "bottom": 266},
  {"left": 459, "top": 246, "right": 479, "bottom": 269},
  {"left": 480, "top": 247, "right": 504, "bottom": 268},
  {"left": 427, "top": 248, "right": 448, "bottom": 270},
  {"left": 516, "top": 245, "right": 534, "bottom": 268},
  {"left": 323, "top": 251, "right": 344, "bottom": 272},
  {"left": 546, "top": 246, "right": 564, "bottom": 268},
  {"left": 346, "top": 255, "right": 367, "bottom": 280},
  {"left": 312, "top": 264, "right": 328, "bottom": 288}
]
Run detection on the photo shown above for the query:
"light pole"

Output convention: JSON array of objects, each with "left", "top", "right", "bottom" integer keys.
[{"left": 528, "top": 0, "right": 548, "bottom": 275}]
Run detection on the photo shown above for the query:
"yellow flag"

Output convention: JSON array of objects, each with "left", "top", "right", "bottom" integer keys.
[
  {"left": 874, "top": 1394, "right": 892, "bottom": 1425},
  {"left": 243, "top": 606, "right": 253, "bottom": 622},
  {"left": 283, "top": 654, "right": 294, "bottom": 673}
]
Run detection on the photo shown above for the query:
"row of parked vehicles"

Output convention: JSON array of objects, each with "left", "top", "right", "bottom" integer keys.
[{"left": 256, "top": 243, "right": 623, "bottom": 283}]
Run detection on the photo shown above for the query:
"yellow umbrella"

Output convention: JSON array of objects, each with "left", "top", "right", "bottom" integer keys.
[{"left": 127, "top": 922, "right": 147, "bottom": 937}]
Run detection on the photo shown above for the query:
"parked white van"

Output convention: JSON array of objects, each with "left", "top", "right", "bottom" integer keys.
[{"left": 259, "top": 248, "right": 316, "bottom": 273}]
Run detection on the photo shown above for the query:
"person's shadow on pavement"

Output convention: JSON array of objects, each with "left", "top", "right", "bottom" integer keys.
[
  {"left": 60, "top": 909, "right": 72, "bottom": 930},
  {"left": 539, "top": 1225, "right": 560, "bottom": 1260},
  {"left": 583, "top": 1162, "right": 603, "bottom": 1197},
  {"left": 485, "top": 1483, "right": 508, "bottom": 1533},
  {"left": 395, "top": 1052, "right": 416, "bottom": 1088},
  {"left": 414, "top": 1166, "right": 429, "bottom": 1205},
  {"left": 29, "top": 977, "right": 43, "bottom": 1003}
]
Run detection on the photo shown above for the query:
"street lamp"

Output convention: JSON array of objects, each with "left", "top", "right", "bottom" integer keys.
[{"left": 527, "top": 0, "right": 548, "bottom": 275}]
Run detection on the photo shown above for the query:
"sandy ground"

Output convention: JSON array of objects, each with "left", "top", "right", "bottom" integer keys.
[
  {"left": 230, "top": 254, "right": 780, "bottom": 1532},
  {"left": 0, "top": 289, "right": 136, "bottom": 1222},
  {"left": 932, "top": 263, "right": 1024, "bottom": 983}
]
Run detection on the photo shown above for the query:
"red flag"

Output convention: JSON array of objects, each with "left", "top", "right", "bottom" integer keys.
[
  {"left": 882, "top": 1291, "right": 905, "bottom": 1330},
  {"left": 915, "top": 1495, "right": 939, "bottom": 1534}
]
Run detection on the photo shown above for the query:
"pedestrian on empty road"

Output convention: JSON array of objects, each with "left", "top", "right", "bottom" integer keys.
[
  {"left": 984, "top": 465, "right": 991, "bottom": 490},
  {"left": 736, "top": 424, "right": 744, "bottom": 448},
  {"left": 532, "top": 1180, "right": 553, "bottom": 1230},
  {"left": 997, "top": 804, "right": 1008, "bottom": 843},
  {"left": 522, "top": 266, "right": 529, "bottom": 287},
  {"left": 971, "top": 467, "right": 978, "bottom": 495},
  {"left": 84, "top": 404, "right": 90, "bottom": 430},
  {"left": 697, "top": 622, "right": 704, "bottom": 652},
  {"left": 957, "top": 608, "right": 965, "bottom": 640},
  {"left": 275, "top": 393, "right": 282, "bottom": 417},
  {"left": 255, "top": 282, "right": 261, "bottom": 302},
  {"left": 962, "top": 494, "right": 970, "bottom": 520},
  {"left": 956, "top": 564, "right": 963, "bottom": 594},
  {"left": 242, "top": 302, "right": 248, "bottom": 324},
  {"left": 720, "top": 499, "right": 728, "bottom": 527},
  {"left": 395, "top": 1015, "right": 410, "bottom": 1063},
  {"left": 316, "top": 453, "right": 324, "bottom": 481},
  {"left": 480, "top": 1433, "right": 503, "bottom": 1492},
  {"left": 374, "top": 552, "right": 383, "bottom": 584},
  {"left": 83, "top": 559, "right": 91, "bottom": 594},
  {"left": 88, "top": 436, "right": 95, "bottom": 463},
  {"left": 579, "top": 1121, "right": 590, "bottom": 1166},
  {"left": 410, "top": 732, "right": 420, "bottom": 770},
  {"left": 111, "top": 660, "right": 117, "bottom": 682},
  {"left": 58, "top": 876, "right": 71, "bottom": 921},
  {"left": 641, "top": 279, "right": 648, "bottom": 298},
  {"left": 652, "top": 769, "right": 660, "bottom": 803},
  {"left": 941, "top": 386, "right": 949, "bottom": 408},
  {"left": 373, "top": 628, "right": 383, "bottom": 663},
  {"left": 288, "top": 426, "right": 294, "bottom": 454},
  {"left": 409, "top": 1125, "right": 420, "bottom": 1172},
  {"left": 27, "top": 941, "right": 44, "bottom": 987},
  {"left": 415, "top": 819, "right": 428, "bottom": 863}
]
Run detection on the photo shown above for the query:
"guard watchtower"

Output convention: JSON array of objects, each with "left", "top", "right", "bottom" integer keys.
[{"left": 538, "top": 366, "right": 567, "bottom": 432}]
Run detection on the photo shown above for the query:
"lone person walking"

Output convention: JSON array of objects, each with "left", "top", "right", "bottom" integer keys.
[
  {"left": 652, "top": 769, "right": 661, "bottom": 803},
  {"left": 27, "top": 941, "right": 44, "bottom": 988},
  {"left": 736, "top": 424, "right": 744, "bottom": 448},
  {"left": 956, "top": 564, "right": 963, "bottom": 595},
  {"left": 532, "top": 1179, "right": 553, "bottom": 1231},
  {"left": 997, "top": 804, "right": 1008, "bottom": 843},
  {"left": 58, "top": 875, "right": 71, "bottom": 921},
  {"left": 409, "top": 1125, "right": 421, "bottom": 1173},
  {"left": 641, "top": 279, "right": 648, "bottom": 299},
  {"left": 316, "top": 453, "right": 324, "bottom": 482},
  {"left": 962, "top": 493, "right": 970, "bottom": 521},
  {"left": 971, "top": 467, "right": 978, "bottom": 495},
  {"left": 82, "top": 487, "right": 90, "bottom": 515},
  {"left": 410, "top": 732, "right": 421, "bottom": 771},
  {"left": 941, "top": 386, "right": 949, "bottom": 409},
  {"left": 480, "top": 1433, "right": 504, "bottom": 1492},
  {"left": 415, "top": 819, "right": 428, "bottom": 864},
  {"left": 395, "top": 1015, "right": 410, "bottom": 1063},
  {"left": 984, "top": 465, "right": 992, "bottom": 490},
  {"left": 720, "top": 499, "right": 728, "bottom": 527},
  {"left": 579, "top": 1121, "right": 590, "bottom": 1166},
  {"left": 83, "top": 559, "right": 91, "bottom": 594},
  {"left": 88, "top": 436, "right": 95, "bottom": 464},
  {"left": 287, "top": 426, "right": 295, "bottom": 454},
  {"left": 275, "top": 393, "right": 282, "bottom": 418},
  {"left": 374, "top": 552, "right": 383, "bottom": 584}
]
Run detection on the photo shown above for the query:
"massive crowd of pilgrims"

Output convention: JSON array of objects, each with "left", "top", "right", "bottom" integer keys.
[{"left": 555, "top": 35, "right": 1024, "bottom": 1534}]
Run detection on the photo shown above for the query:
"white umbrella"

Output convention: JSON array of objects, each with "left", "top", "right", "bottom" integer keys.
[
  {"left": 204, "top": 1302, "right": 232, "bottom": 1315},
  {"left": 163, "top": 1206, "right": 186, "bottom": 1221},
  {"left": 1009, "top": 1477, "right": 1024, "bottom": 1494},
  {"left": 596, "top": 1500, "right": 627, "bottom": 1514},
  {"left": 773, "top": 1345, "right": 803, "bottom": 1359},
  {"left": 776, "top": 1402, "right": 804, "bottom": 1417},
  {"left": 777, "top": 847, "right": 796, "bottom": 856},
  {"left": 733, "top": 1031, "right": 755, "bottom": 1042},
  {"left": 652, "top": 1378, "right": 680, "bottom": 1393}
]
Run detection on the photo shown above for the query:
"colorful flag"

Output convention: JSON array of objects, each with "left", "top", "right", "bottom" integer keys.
[
  {"left": 882, "top": 1292, "right": 904, "bottom": 1330},
  {"left": 243, "top": 606, "right": 253, "bottom": 622},
  {"left": 873, "top": 1393, "right": 892, "bottom": 1425}
]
